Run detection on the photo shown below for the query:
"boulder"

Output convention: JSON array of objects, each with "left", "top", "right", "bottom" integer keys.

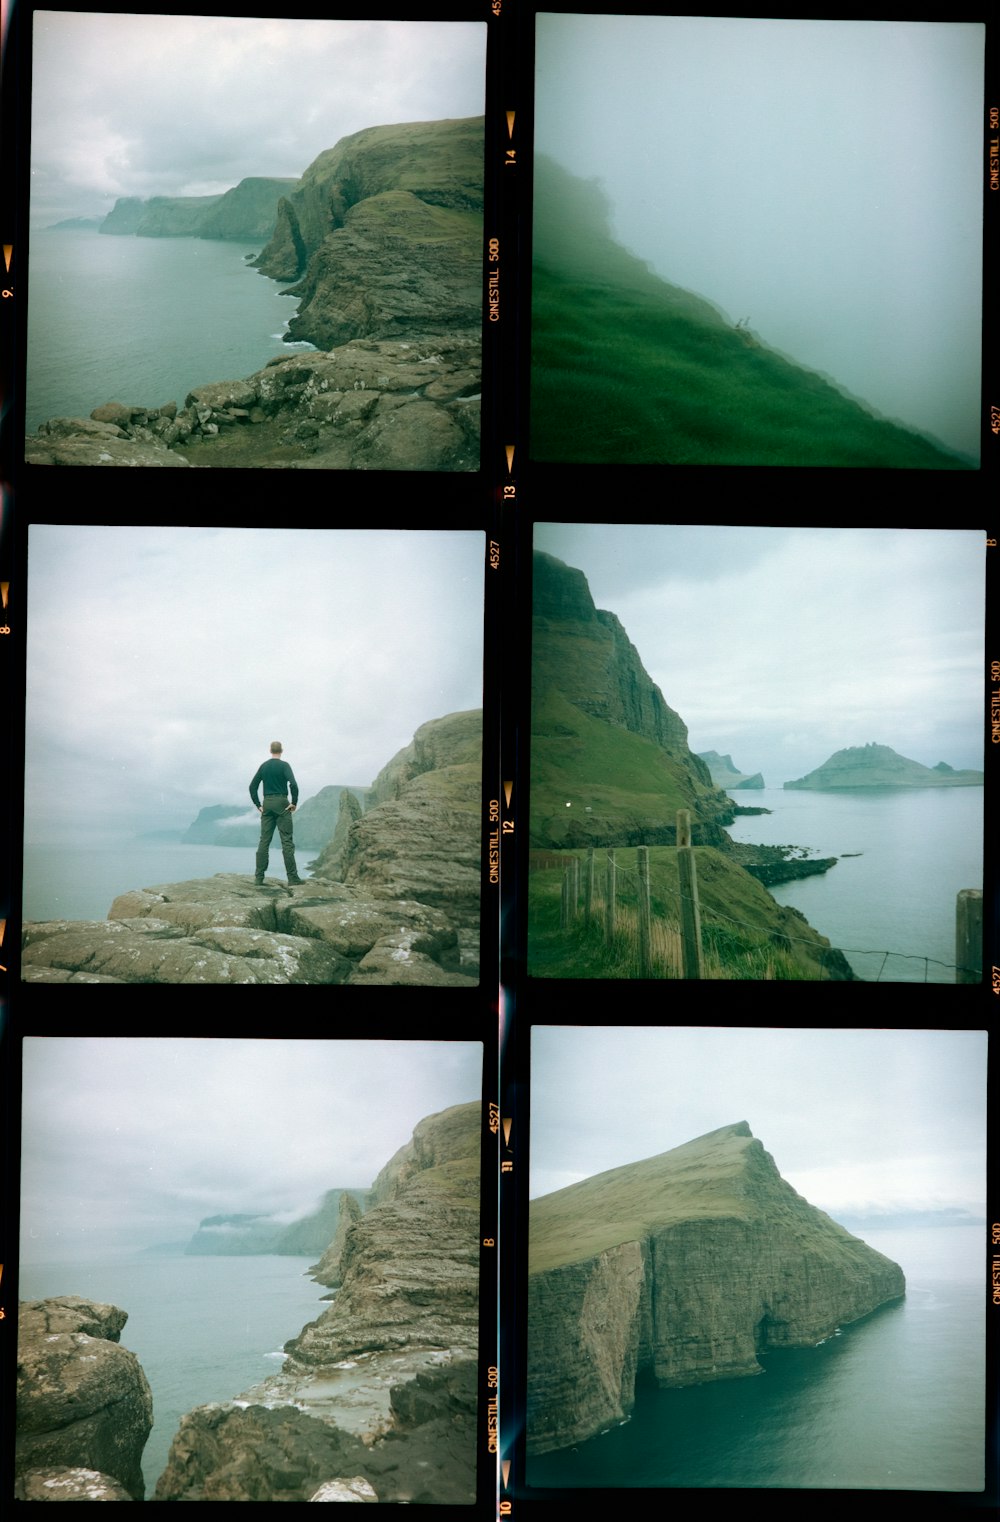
[
  {"left": 14, "top": 1466, "right": 135, "bottom": 1500},
  {"left": 16, "top": 1299, "right": 153, "bottom": 1499}
]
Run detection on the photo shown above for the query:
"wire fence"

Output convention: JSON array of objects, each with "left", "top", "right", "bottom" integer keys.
[{"left": 543, "top": 838, "right": 981, "bottom": 984}]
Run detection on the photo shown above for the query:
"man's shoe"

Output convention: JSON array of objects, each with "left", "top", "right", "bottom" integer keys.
[
  {"left": 254, "top": 875, "right": 265, "bottom": 885},
  {"left": 287, "top": 876, "right": 305, "bottom": 886}
]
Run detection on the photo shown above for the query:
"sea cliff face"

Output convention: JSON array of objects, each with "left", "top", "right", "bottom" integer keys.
[
  {"left": 155, "top": 1102, "right": 481, "bottom": 1503},
  {"left": 527, "top": 1122, "right": 905, "bottom": 1455}
]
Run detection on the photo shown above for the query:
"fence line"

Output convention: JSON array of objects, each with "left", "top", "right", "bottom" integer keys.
[{"left": 541, "top": 825, "right": 981, "bottom": 982}]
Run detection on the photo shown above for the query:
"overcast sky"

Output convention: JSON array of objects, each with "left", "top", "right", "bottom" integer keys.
[
  {"left": 533, "top": 524, "right": 984, "bottom": 785},
  {"left": 20, "top": 1037, "right": 482, "bottom": 1263},
  {"left": 530, "top": 1027, "right": 987, "bottom": 1224},
  {"left": 24, "top": 526, "right": 483, "bottom": 842},
  {"left": 30, "top": 12, "right": 487, "bottom": 226},
  {"left": 535, "top": 15, "right": 983, "bottom": 461}
]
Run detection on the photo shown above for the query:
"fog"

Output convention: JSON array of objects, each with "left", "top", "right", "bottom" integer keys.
[
  {"left": 530, "top": 1027, "right": 986, "bottom": 1224},
  {"left": 533, "top": 524, "right": 984, "bottom": 786},
  {"left": 535, "top": 15, "right": 984, "bottom": 461},
  {"left": 24, "top": 527, "right": 483, "bottom": 843},
  {"left": 30, "top": 13, "right": 487, "bottom": 227},
  {"left": 20, "top": 1037, "right": 483, "bottom": 1262}
]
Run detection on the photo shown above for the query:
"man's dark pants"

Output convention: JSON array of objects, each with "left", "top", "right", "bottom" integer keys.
[{"left": 256, "top": 795, "right": 298, "bottom": 879}]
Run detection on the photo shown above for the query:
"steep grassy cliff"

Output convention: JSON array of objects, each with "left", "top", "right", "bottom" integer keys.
[
  {"left": 528, "top": 1122, "right": 905, "bottom": 1455},
  {"left": 531, "top": 156, "right": 969, "bottom": 468}
]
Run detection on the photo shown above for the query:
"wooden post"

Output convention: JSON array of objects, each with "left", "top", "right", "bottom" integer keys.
[
  {"left": 637, "top": 845, "right": 652, "bottom": 976},
  {"left": 572, "top": 856, "right": 580, "bottom": 920},
  {"left": 605, "top": 849, "right": 616, "bottom": 946},
  {"left": 584, "top": 848, "right": 595, "bottom": 926},
  {"left": 956, "top": 889, "right": 982, "bottom": 984},
  {"left": 676, "top": 810, "right": 704, "bottom": 979},
  {"left": 560, "top": 867, "right": 569, "bottom": 930}
]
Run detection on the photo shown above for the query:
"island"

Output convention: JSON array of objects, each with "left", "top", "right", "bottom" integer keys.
[{"left": 785, "top": 742, "right": 984, "bottom": 790}]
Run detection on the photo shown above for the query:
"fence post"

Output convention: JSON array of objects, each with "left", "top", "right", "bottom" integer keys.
[
  {"left": 956, "top": 889, "right": 982, "bottom": 984},
  {"left": 560, "top": 867, "right": 569, "bottom": 930},
  {"left": 585, "top": 848, "right": 595, "bottom": 926},
  {"left": 638, "top": 845, "right": 652, "bottom": 976},
  {"left": 676, "top": 810, "right": 704, "bottom": 979},
  {"left": 572, "top": 856, "right": 580, "bottom": 921},
  {"left": 605, "top": 849, "right": 616, "bottom": 946}
]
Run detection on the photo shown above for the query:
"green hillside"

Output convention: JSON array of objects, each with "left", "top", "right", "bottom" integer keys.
[{"left": 531, "top": 157, "right": 968, "bottom": 469}]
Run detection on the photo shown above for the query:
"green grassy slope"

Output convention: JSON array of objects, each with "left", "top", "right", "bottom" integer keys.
[{"left": 531, "top": 158, "right": 969, "bottom": 469}]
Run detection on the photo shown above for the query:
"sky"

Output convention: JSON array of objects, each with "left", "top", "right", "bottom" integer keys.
[
  {"left": 19, "top": 1036, "right": 483, "bottom": 1263},
  {"left": 29, "top": 12, "right": 487, "bottom": 227},
  {"left": 535, "top": 15, "right": 984, "bottom": 461},
  {"left": 24, "top": 526, "right": 484, "bottom": 843},
  {"left": 529, "top": 1027, "right": 987, "bottom": 1225},
  {"left": 533, "top": 524, "right": 985, "bottom": 785}
]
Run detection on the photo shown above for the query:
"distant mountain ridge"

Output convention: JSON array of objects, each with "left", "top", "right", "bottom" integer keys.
[
  {"left": 100, "top": 177, "right": 297, "bottom": 241},
  {"left": 185, "top": 1188, "right": 369, "bottom": 1256},
  {"left": 697, "top": 750, "right": 765, "bottom": 790},
  {"left": 785, "top": 742, "right": 983, "bottom": 790}
]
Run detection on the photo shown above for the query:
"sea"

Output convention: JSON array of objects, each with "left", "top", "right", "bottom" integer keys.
[
  {"left": 17, "top": 1254, "right": 329, "bottom": 1495},
  {"left": 528, "top": 1224, "right": 985, "bottom": 1493},
  {"left": 25, "top": 227, "right": 317, "bottom": 436},
  {"left": 723, "top": 785, "right": 984, "bottom": 983},
  {"left": 22, "top": 839, "right": 320, "bottom": 924}
]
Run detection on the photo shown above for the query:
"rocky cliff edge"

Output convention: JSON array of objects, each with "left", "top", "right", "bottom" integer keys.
[{"left": 527, "top": 1122, "right": 905, "bottom": 1454}]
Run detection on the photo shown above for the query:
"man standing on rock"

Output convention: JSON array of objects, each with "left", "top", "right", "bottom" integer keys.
[{"left": 250, "top": 741, "right": 304, "bottom": 886}]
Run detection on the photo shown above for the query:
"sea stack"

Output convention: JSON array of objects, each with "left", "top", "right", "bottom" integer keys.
[{"left": 527, "top": 1121, "right": 905, "bottom": 1455}]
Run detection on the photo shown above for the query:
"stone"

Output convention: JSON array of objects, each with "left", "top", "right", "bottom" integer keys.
[
  {"left": 527, "top": 1122, "right": 906, "bottom": 1454},
  {"left": 15, "top": 1466, "right": 135, "bottom": 1500},
  {"left": 16, "top": 1299, "right": 153, "bottom": 1499},
  {"left": 308, "top": 1476, "right": 378, "bottom": 1501}
]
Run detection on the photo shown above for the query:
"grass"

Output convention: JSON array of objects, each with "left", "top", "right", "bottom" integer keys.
[
  {"left": 527, "top": 849, "right": 840, "bottom": 980},
  {"left": 529, "top": 157, "right": 970, "bottom": 470}
]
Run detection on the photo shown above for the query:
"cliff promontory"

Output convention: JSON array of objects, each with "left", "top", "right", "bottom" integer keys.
[
  {"left": 785, "top": 742, "right": 984, "bottom": 789},
  {"left": 697, "top": 750, "right": 765, "bottom": 790},
  {"left": 528, "top": 1121, "right": 905, "bottom": 1455},
  {"left": 155, "top": 1102, "right": 481, "bottom": 1503}
]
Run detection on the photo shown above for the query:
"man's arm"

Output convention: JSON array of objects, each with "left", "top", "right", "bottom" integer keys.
[
  {"left": 249, "top": 765, "right": 264, "bottom": 808},
  {"left": 286, "top": 762, "right": 299, "bottom": 808}
]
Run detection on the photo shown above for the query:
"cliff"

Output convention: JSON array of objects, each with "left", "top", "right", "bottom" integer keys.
[
  {"left": 527, "top": 1122, "right": 905, "bottom": 1455},
  {"left": 134, "top": 195, "right": 223, "bottom": 236},
  {"left": 99, "top": 178, "right": 294, "bottom": 241},
  {"left": 183, "top": 1190, "right": 368, "bottom": 1256},
  {"left": 531, "top": 551, "right": 738, "bottom": 847},
  {"left": 698, "top": 750, "right": 765, "bottom": 790},
  {"left": 99, "top": 196, "right": 144, "bottom": 234},
  {"left": 155, "top": 1102, "right": 481, "bottom": 1503},
  {"left": 253, "top": 117, "right": 483, "bottom": 348},
  {"left": 16, "top": 1298, "right": 154, "bottom": 1499},
  {"left": 785, "top": 742, "right": 984, "bottom": 789},
  {"left": 182, "top": 784, "right": 372, "bottom": 848}
]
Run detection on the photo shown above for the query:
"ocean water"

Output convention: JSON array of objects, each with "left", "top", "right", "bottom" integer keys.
[
  {"left": 528, "top": 1224, "right": 984, "bottom": 1493},
  {"left": 724, "top": 786, "right": 983, "bottom": 982},
  {"left": 17, "top": 1254, "right": 329, "bottom": 1494},
  {"left": 25, "top": 228, "right": 317, "bottom": 435},
  {"left": 23, "top": 839, "right": 320, "bottom": 924}
]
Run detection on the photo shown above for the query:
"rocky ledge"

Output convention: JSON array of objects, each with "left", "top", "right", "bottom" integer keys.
[
  {"left": 16, "top": 1297, "right": 154, "bottom": 1500},
  {"left": 22, "top": 872, "right": 476, "bottom": 986},
  {"left": 25, "top": 334, "right": 480, "bottom": 470},
  {"left": 527, "top": 1121, "right": 905, "bottom": 1456}
]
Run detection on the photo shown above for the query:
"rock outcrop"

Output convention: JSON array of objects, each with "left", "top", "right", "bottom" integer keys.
[
  {"left": 99, "top": 179, "right": 294, "bottom": 241},
  {"left": 527, "top": 1122, "right": 905, "bottom": 1455},
  {"left": 156, "top": 1103, "right": 481, "bottom": 1503},
  {"left": 26, "top": 337, "right": 481, "bottom": 470},
  {"left": 785, "top": 742, "right": 984, "bottom": 789},
  {"left": 99, "top": 197, "right": 145, "bottom": 234},
  {"left": 16, "top": 1298, "right": 154, "bottom": 1499},
  {"left": 698, "top": 750, "right": 765, "bottom": 790},
  {"left": 310, "top": 1191, "right": 365, "bottom": 1288}
]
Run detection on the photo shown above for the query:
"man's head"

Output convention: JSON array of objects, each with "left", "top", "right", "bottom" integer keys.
[{"left": 270, "top": 741, "right": 283, "bottom": 755}]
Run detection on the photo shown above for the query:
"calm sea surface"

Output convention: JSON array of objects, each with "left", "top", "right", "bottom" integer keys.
[
  {"left": 18, "top": 1255, "right": 328, "bottom": 1494},
  {"left": 23, "top": 840, "right": 320, "bottom": 923},
  {"left": 724, "top": 786, "right": 983, "bottom": 982},
  {"left": 25, "top": 228, "right": 316, "bottom": 435},
  {"left": 528, "top": 1225, "right": 984, "bottom": 1492}
]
